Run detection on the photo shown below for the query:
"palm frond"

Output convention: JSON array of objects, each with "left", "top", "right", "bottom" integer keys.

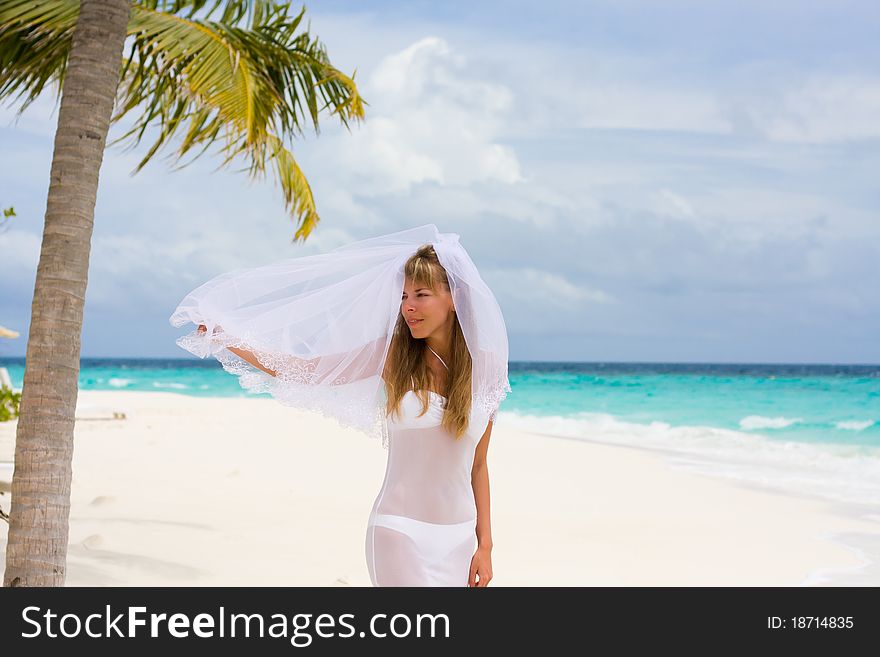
[
  {"left": 142, "top": 1, "right": 271, "bottom": 25},
  {"left": 264, "top": 132, "right": 319, "bottom": 242},
  {"left": 0, "top": 0, "right": 78, "bottom": 116},
  {"left": 0, "top": 0, "right": 367, "bottom": 240}
]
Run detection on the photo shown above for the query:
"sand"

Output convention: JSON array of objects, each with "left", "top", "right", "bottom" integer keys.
[{"left": 0, "top": 389, "right": 878, "bottom": 586}]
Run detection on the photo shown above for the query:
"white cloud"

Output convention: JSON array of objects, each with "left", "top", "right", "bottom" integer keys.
[
  {"left": 762, "top": 74, "right": 880, "bottom": 143},
  {"left": 308, "top": 36, "right": 523, "bottom": 195},
  {"left": 478, "top": 266, "right": 615, "bottom": 335},
  {"left": 429, "top": 35, "right": 735, "bottom": 138},
  {"left": 656, "top": 189, "right": 697, "bottom": 220},
  {"left": 572, "top": 84, "right": 730, "bottom": 134},
  {"left": 485, "top": 266, "right": 613, "bottom": 307}
]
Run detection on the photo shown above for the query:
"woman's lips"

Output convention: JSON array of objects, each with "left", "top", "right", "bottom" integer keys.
[{"left": 407, "top": 319, "right": 423, "bottom": 325}]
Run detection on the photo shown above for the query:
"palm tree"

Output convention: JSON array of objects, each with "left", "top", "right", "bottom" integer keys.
[{"left": 0, "top": 0, "right": 365, "bottom": 586}]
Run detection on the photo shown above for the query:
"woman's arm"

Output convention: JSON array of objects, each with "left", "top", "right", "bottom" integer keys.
[
  {"left": 469, "top": 419, "right": 494, "bottom": 587},
  {"left": 471, "top": 420, "right": 494, "bottom": 549},
  {"left": 198, "top": 324, "right": 277, "bottom": 377},
  {"left": 225, "top": 346, "right": 278, "bottom": 377},
  {"left": 197, "top": 324, "right": 388, "bottom": 382}
]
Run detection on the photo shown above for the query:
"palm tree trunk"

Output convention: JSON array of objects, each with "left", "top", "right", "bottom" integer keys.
[{"left": 3, "top": 0, "right": 131, "bottom": 587}]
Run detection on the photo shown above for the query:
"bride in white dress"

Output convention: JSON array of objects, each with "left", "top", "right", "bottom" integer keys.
[
  {"left": 365, "top": 245, "right": 495, "bottom": 587},
  {"left": 180, "top": 225, "right": 507, "bottom": 588},
  {"left": 198, "top": 244, "right": 496, "bottom": 586}
]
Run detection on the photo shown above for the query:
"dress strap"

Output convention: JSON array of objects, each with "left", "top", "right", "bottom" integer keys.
[{"left": 425, "top": 344, "right": 449, "bottom": 370}]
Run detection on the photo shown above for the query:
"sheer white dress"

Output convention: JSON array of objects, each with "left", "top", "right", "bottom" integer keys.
[{"left": 365, "top": 384, "right": 490, "bottom": 587}]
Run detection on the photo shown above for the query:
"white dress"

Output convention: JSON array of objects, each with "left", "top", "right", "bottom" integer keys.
[{"left": 365, "top": 389, "right": 490, "bottom": 586}]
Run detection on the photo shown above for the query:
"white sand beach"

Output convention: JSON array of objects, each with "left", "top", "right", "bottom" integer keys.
[{"left": 1, "top": 389, "right": 878, "bottom": 586}]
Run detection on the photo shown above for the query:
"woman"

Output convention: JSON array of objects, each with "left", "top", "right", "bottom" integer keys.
[
  {"left": 175, "top": 224, "right": 510, "bottom": 587},
  {"left": 366, "top": 245, "right": 495, "bottom": 587}
]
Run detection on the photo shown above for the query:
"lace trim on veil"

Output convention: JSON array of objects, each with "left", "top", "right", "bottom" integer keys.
[
  {"left": 176, "top": 328, "right": 392, "bottom": 449},
  {"left": 175, "top": 327, "right": 509, "bottom": 449}
]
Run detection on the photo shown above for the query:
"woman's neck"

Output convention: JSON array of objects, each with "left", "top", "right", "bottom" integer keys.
[{"left": 425, "top": 338, "right": 450, "bottom": 366}]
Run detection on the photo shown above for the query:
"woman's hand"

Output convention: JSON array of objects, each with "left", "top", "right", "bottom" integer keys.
[
  {"left": 468, "top": 545, "right": 493, "bottom": 587},
  {"left": 197, "top": 324, "right": 222, "bottom": 335}
]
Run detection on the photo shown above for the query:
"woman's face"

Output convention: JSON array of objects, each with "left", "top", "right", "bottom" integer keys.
[{"left": 401, "top": 278, "right": 454, "bottom": 337}]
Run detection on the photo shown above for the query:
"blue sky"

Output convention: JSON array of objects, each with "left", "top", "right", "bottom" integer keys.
[{"left": 1, "top": 1, "right": 878, "bottom": 363}]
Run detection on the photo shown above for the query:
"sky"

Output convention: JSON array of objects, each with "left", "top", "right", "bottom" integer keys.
[{"left": 1, "top": 1, "right": 878, "bottom": 363}]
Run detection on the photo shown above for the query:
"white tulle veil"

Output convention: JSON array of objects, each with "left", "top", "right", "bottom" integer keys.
[{"left": 169, "top": 224, "right": 512, "bottom": 448}]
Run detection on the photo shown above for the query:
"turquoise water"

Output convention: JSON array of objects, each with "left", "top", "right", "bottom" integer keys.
[
  {"left": 6, "top": 358, "right": 874, "bottom": 445},
  {"left": 510, "top": 364, "right": 880, "bottom": 448},
  {"left": 2, "top": 357, "right": 879, "bottom": 506}
]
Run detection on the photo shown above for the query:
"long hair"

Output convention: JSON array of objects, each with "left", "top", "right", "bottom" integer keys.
[{"left": 383, "top": 244, "right": 473, "bottom": 439}]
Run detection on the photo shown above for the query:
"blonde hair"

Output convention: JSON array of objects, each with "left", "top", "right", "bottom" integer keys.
[{"left": 383, "top": 244, "right": 473, "bottom": 439}]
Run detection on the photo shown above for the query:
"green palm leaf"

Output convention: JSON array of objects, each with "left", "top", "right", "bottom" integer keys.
[{"left": 0, "top": 0, "right": 366, "bottom": 242}]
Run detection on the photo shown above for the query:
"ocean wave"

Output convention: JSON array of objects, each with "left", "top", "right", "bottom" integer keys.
[
  {"left": 739, "top": 415, "right": 802, "bottom": 430},
  {"left": 502, "top": 411, "right": 880, "bottom": 508},
  {"left": 836, "top": 420, "right": 875, "bottom": 431}
]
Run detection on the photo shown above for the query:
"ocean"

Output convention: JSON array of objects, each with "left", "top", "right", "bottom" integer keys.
[{"left": 2, "top": 357, "right": 879, "bottom": 511}]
